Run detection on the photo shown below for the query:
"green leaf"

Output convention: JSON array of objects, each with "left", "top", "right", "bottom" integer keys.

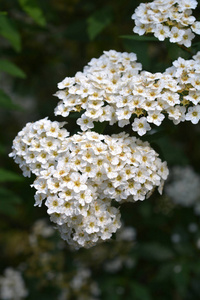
[
  {"left": 155, "top": 263, "right": 175, "bottom": 281},
  {"left": 123, "top": 39, "right": 150, "bottom": 70},
  {"left": 18, "top": 0, "right": 46, "bottom": 26},
  {"left": 172, "top": 264, "right": 189, "bottom": 297},
  {"left": 0, "top": 168, "right": 24, "bottom": 182},
  {"left": 155, "top": 137, "right": 189, "bottom": 165},
  {"left": 0, "top": 59, "right": 26, "bottom": 78},
  {"left": 137, "top": 242, "right": 174, "bottom": 261},
  {"left": 120, "top": 35, "right": 157, "bottom": 41},
  {"left": 93, "top": 121, "right": 108, "bottom": 134},
  {"left": 165, "top": 40, "right": 191, "bottom": 61},
  {"left": 143, "top": 128, "right": 167, "bottom": 142},
  {"left": 69, "top": 111, "right": 83, "bottom": 119},
  {"left": 130, "top": 282, "right": 152, "bottom": 300},
  {"left": 0, "top": 89, "right": 22, "bottom": 110},
  {"left": 0, "top": 144, "right": 6, "bottom": 154},
  {"left": 0, "top": 15, "right": 21, "bottom": 52},
  {"left": 0, "top": 187, "right": 22, "bottom": 216},
  {"left": 87, "top": 6, "right": 113, "bottom": 40},
  {"left": 64, "top": 20, "right": 88, "bottom": 41},
  {"left": 0, "top": 12, "right": 7, "bottom": 16}
]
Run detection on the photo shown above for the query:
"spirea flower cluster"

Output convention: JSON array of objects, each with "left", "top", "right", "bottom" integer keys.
[
  {"left": 60, "top": 267, "right": 101, "bottom": 300},
  {"left": 165, "top": 165, "right": 200, "bottom": 207},
  {"left": 0, "top": 268, "right": 28, "bottom": 300},
  {"left": 54, "top": 50, "right": 200, "bottom": 136},
  {"left": 9, "top": 118, "right": 168, "bottom": 249},
  {"left": 54, "top": 50, "right": 142, "bottom": 131},
  {"left": 164, "top": 52, "right": 200, "bottom": 125},
  {"left": 131, "top": 0, "right": 200, "bottom": 47}
]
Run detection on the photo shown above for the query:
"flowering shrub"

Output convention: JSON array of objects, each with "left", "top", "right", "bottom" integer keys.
[
  {"left": 54, "top": 51, "right": 200, "bottom": 136},
  {"left": 2, "top": 0, "right": 200, "bottom": 298},
  {"left": 9, "top": 118, "right": 168, "bottom": 249},
  {"left": 8, "top": 0, "right": 200, "bottom": 250},
  {"left": 132, "top": 0, "right": 200, "bottom": 47}
]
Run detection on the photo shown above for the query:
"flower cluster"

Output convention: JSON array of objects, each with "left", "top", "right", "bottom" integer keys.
[
  {"left": 9, "top": 118, "right": 168, "bottom": 249},
  {"left": 0, "top": 268, "right": 28, "bottom": 300},
  {"left": 131, "top": 0, "right": 200, "bottom": 47},
  {"left": 164, "top": 52, "right": 200, "bottom": 125},
  {"left": 54, "top": 50, "right": 142, "bottom": 131},
  {"left": 58, "top": 267, "right": 100, "bottom": 300},
  {"left": 165, "top": 165, "right": 200, "bottom": 207},
  {"left": 54, "top": 50, "right": 200, "bottom": 136}
]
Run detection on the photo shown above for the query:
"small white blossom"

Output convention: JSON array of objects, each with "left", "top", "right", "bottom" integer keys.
[
  {"left": 185, "top": 105, "right": 200, "bottom": 124},
  {"left": 132, "top": 117, "right": 151, "bottom": 136}
]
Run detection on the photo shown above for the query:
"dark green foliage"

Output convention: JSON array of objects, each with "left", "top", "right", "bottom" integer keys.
[
  {"left": 0, "top": 14, "right": 21, "bottom": 51},
  {"left": 0, "top": 0, "right": 200, "bottom": 299},
  {"left": 18, "top": 0, "right": 46, "bottom": 27}
]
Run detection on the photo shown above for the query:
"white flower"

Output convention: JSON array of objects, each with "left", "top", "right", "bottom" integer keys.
[
  {"left": 34, "top": 192, "right": 46, "bottom": 207},
  {"left": 60, "top": 200, "right": 76, "bottom": 216},
  {"left": 190, "top": 76, "right": 200, "bottom": 90},
  {"left": 191, "top": 21, "right": 200, "bottom": 34},
  {"left": 135, "top": 168, "right": 151, "bottom": 184},
  {"left": 45, "top": 196, "right": 64, "bottom": 214},
  {"left": 157, "top": 161, "right": 169, "bottom": 180},
  {"left": 66, "top": 172, "right": 87, "bottom": 193},
  {"left": 147, "top": 110, "right": 165, "bottom": 126},
  {"left": 116, "top": 107, "right": 132, "bottom": 121},
  {"left": 58, "top": 77, "right": 75, "bottom": 89},
  {"left": 184, "top": 91, "right": 200, "bottom": 105},
  {"left": 133, "top": 20, "right": 148, "bottom": 35},
  {"left": 179, "top": 28, "right": 195, "bottom": 47},
  {"left": 75, "top": 189, "right": 93, "bottom": 205},
  {"left": 132, "top": 117, "right": 151, "bottom": 136},
  {"left": 154, "top": 24, "right": 170, "bottom": 41},
  {"left": 185, "top": 105, "right": 200, "bottom": 124},
  {"left": 162, "top": 91, "right": 180, "bottom": 106},
  {"left": 32, "top": 177, "right": 48, "bottom": 193},
  {"left": 85, "top": 108, "right": 103, "bottom": 119},
  {"left": 169, "top": 27, "right": 185, "bottom": 43},
  {"left": 77, "top": 115, "right": 94, "bottom": 131},
  {"left": 47, "top": 177, "right": 63, "bottom": 193},
  {"left": 170, "top": 106, "right": 186, "bottom": 125},
  {"left": 178, "top": 0, "right": 198, "bottom": 10}
]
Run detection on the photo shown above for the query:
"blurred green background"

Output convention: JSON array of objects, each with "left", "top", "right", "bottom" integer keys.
[{"left": 1, "top": 0, "right": 200, "bottom": 299}]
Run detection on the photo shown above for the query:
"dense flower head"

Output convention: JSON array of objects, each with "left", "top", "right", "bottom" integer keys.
[
  {"left": 162, "top": 52, "right": 200, "bottom": 125},
  {"left": 9, "top": 118, "right": 168, "bottom": 249},
  {"left": 54, "top": 50, "right": 142, "bottom": 131},
  {"left": 165, "top": 165, "right": 200, "bottom": 207},
  {"left": 54, "top": 51, "right": 200, "bottom": 136},
  {"left": 131, "top": 0, "right": 200, "bottom": 47},
  {"left": 0, "top": 268, "right": 28, "bottom": 300}
]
